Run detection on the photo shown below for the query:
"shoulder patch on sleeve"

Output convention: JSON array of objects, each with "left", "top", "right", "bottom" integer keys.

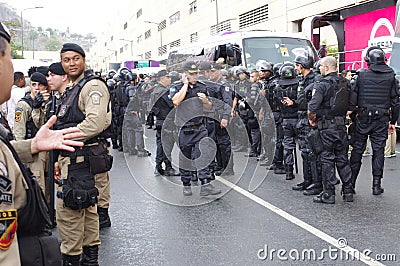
[
  {"left": 89, "top": 91, "right": 103, "bottom": 105},
  {"left": 0, "top": 209, "right": 17, "bottom": 250},
  {"left": 14, "top": 107, "right": 23, "bottom": 122}
]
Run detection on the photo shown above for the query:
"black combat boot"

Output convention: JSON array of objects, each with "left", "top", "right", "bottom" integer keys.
[
  {"left": 372, "top": 176, "right": 384, "bottom": 195},
  {"left": 154, "top": 164, "right": 164, "bottom": 176},
  {"left": 97, "top": 207, "right": 111, "bottom": 229},
  {"left": 273, "top": 163, "right": 286, "bottom": 174},
  {"left": 62, "top": 254, "right": 80, "bottom": 266},
  {"left": 164, "top": 162, "right": 180, "bottom": 176},
  {"left": 285, "top": 165, "right": 295, "bottom": 180},
  {"left": 342, "top": 184, "right": 354, "bottom": 202},
  {"left": 80, "top": 245, "right": 99, "bottom": 266},
  {"left": 293, "top": 157, "right": 312, "bottom": 190},
  {"left": 303, "top": 183, "right": 323, "bottom": 196},
  {"left": 313, "top": 191, "right": 335, "bottom": 204}
]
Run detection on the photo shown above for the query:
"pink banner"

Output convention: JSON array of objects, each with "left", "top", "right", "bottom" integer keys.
[{"left": 344, "top": 6, "right": 395, "bottom": 70}]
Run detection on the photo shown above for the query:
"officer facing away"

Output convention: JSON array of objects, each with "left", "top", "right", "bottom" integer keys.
[
  {"left": 308, "top": 56, "right": 354, "bottom": 204},
  {"left": 349, "top": 47, "right": 400, "bottom": 195}
]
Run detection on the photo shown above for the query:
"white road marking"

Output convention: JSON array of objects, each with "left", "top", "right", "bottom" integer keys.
[{"left": 217, "top": 176, "right": 385, "bottom": 266}]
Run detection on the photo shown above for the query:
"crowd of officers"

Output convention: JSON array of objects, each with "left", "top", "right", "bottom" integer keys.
[
  {"left": 1, "top": 18, "right": 399, "bottom": 265},
  {"left": 107, "top": 46, "right": 399, "bottom": 203}
]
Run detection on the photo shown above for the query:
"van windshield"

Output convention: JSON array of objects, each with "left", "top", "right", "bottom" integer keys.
[{"left": 243, "top": 37, "right": 317, "bottom": 70}]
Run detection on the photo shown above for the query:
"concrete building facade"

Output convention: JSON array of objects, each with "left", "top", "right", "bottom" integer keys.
[{"left": 89, "top": 0, "right": 397, "bottom": 72}]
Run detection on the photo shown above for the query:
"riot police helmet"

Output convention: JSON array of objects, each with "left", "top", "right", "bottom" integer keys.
[
  {"left": 365, "top": 46, "right": 386, "bottom": 65},
  {"left": 169, "top": 71, "right": 181, "bottom": 83},
  {"left": 313, "top": 60, "right": 322, "bottom": 74},
  {"left": 273, "top": 62, "right": 283, "bottom": 77},
  {"left": 106, "top": 78, "right": 116, "bottom": 88},
  {"left": 118, "top": 67, "right": 131, "bottom": 81},
  {"left": 221, "top": 69, "right": 229, "bottom": 77},
  {"left": 113, "top": 73, "right": 122, "bottom": 83},
  {"left": 255, "top": 60, "right": 272, "bottom": 72},
  {"left": 106, "top": 69, "right": 117, "bottom": 80},
  {"left": 279, "top": 63, "right": 296, "bottom": 79},
  {"left": 235, "top": 66, "right": 249, "bottom": 76},
  {"left": 294, "top": 54, "right": 314, "bottom": 69}
]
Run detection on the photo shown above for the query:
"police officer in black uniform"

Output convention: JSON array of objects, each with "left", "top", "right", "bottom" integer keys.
[
  {"left": 349, "top": 47, "right": 400, "bottom": 195},
  {"left": 292, "top": 54, "right": 322, "bottom": 196},
  {"left": 149, "top": 70, "right": 179, "bottom": 176},
  {"left": 170, "top": 61, "right": 221, "bottom": 197},
  {"left": 209, "top": 62, "right": 235, "bottom": 176},
  {"left": 273, "top": 63, "right": 299, "bottom": 180},
  {"left": 308, "top": 56, "right": 353, "bottom": 204},
  {"left": 263, "top": 63, "right": 286, "bottom": 174},
  {"left": 114, "top": 67, "right": 133, "bottom": 151}
]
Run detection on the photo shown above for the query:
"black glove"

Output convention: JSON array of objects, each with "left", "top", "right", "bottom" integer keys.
[{"left": 32, "top": 92, "right": 44, "bottom": 108}]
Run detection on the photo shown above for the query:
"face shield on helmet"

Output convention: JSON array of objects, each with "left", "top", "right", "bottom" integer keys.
[
  {"left": 255, "top": 60, "right": 272, "bottom": 72},
  {"left": 279, "top": 63, "right": 296, "bottom": 79}
]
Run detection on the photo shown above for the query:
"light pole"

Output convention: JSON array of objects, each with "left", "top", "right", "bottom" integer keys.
[
  {"left": 144, "top": 21, "right": 163, "bottom": 56},
  {"left": 20, "top": 6, "right": 43, "bottom": 57},
  {"left": 119, "top": 38, "right": 134, "bottom": 57}
]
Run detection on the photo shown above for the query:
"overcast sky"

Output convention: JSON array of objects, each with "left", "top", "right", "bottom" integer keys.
[{"left": 1, "top": 0, "right": 110, "bottom": 35}]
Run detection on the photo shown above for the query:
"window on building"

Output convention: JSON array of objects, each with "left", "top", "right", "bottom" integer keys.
[
  {"left": 137, "top": 35, "right": 142, "bottom": 44},
  {"left": 159, "top": 45, "right": 167, "bottom": 56},
  {"left": 169, "top": 39, "right": 181, "bottom": 49},
  {"left": 170, "top": 11, "right": 180, "bottom": 25},
  {"left": 124, "top": 22, "right": 128, "bottom": 30},
  {"left": 104, "top": 42, "right": 107, "bottom": 47},
  {"left": 189, "top": 1, "right": 197, "bottom": 14},
  {"left": 137, "top": 9, "right": 142, "bottom": 18},
  {"left": 145, "top": 51, "right": 152, "bottom": 59},
  {"left": 159, "top": 20, "right": 166, "bottom": 31},
  {"left": 239, "top": 4, "right": 268, "bottom": 29},
  {"left": 110, "top": 36, "right": 113, "bottom": 41},
  {"left": 120, "top": 47, "right": 123, "bottom": 53},
  {"left": 145, "top": 30, "right": 151, "bottom": 39},
  {"left": 210, "top": 20, "right": 232, "bottom": 35},
  {"left": 190, "top": 32, "right": 198, "bottom": 43}
]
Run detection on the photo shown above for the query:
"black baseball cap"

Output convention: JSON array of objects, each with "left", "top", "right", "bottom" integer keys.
[
  {"left": 49, "top": 62, "right": 66, "bottom": 75},
  {"left": 30, "top": 72, "right": 48, "bottom": 86},
  {"left": 61, "top": 43, "right": 86, "bottom": 58},
  {"left": 156, "top": 69, "right": 170, "bottom": 78}
]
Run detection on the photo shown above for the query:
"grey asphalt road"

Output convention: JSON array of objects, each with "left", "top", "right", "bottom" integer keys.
[{"left": 78, "top": 127, "right": 399, "bottom": 266}]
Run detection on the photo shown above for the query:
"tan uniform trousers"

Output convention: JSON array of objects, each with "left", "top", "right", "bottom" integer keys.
[
  {"left": 56, "top": 155, "right": 100, "bottom": 256},
  {"left": 95, "top": 171, "right": 110, "bottom": 208},
  {"left": 29, "top": 151, "right": 48, "bottom": 194}
]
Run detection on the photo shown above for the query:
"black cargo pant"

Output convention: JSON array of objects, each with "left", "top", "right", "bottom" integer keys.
[
  {"left": 319, "top": 122, "right": 352, "bottom": 195},
  {"left": 349, "top": 116, "right": 389, "bottom": 186}
]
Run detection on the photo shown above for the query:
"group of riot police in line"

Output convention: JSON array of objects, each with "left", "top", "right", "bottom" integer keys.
[{"left": 102, "top": 45, "right": 399, "bottom": 202}]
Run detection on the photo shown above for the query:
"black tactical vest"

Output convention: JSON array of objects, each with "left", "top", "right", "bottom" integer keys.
[
  {"left": 357, "top": 69, "right": 393, "bottom": 110},
  {"left": 275, "top": 78, "right": 299, "bottom": 117},
  {"left": 55, "top": 73, "right": 106, "bottom": 130},
  {"left": 19, "top": 95, "right": 39, "bottom": 139}
]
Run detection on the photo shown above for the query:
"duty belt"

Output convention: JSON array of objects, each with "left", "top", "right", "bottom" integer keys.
[{"left": 317, "top": 116, "right": 346, "bottom": 130}]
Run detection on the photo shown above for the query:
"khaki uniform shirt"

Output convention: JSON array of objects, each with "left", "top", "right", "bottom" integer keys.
[
  {"left": 58, "top": 73, "right": 111, "bottom": 178},
  {"left": 13, "top": 100, "right": 32, "bottom": 141},
  {"left": 0, "top": 139, "right": 31, "bottom": 265}
]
